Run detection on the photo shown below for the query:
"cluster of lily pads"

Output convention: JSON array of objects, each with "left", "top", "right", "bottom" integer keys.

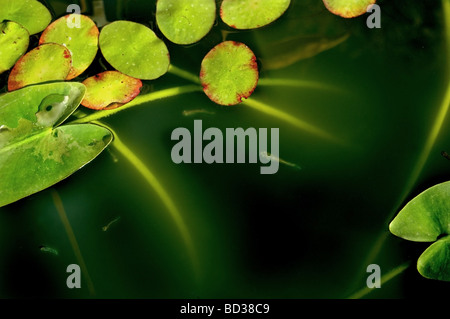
[{"left": 1, "top": 0, "right": 448, "bottom": 285}]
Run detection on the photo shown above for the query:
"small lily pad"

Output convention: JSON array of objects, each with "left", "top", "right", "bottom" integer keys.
[
  {"left": 220, "top": 0, "right": 291, "bottom": 30},
  {"left": 389, "top": 181, "right": 450, "bottom": 281},
  {"left": 0, "top": 0, "right": 52, "bottom": 35},
  {"left": 8, "top": 43, "right": 72, "bottom": 91},
  {"left": 200, "top": 41, "right": 259, "bottom": 106},
  {"left": 81, "top": 71, "right": 143, "bottom": 110},
  {"left": 99, "top": 21, "right": 170, "bottom": 80},
  {"left": 323, "top": 0, "right": 376, "bottom": 18},
  {"left": 0, "top": 21, "right": 30, "bottom": 74},
  {"left": 156, "top": 0, "right": 216, "bottom": 45},
  {"left": 40, "top": 14, "right": 99, "bottom": 80}
]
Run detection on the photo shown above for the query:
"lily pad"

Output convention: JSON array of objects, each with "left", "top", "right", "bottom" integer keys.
[
  {"left": 99, "top": 21, "right": 170, "bottom": 80},
  {"left": 156, "top": 0, "right": 216, "bottom": 45},
  {"left": 389, "top": 181, "right": 450, "bottom": 281},
  {"left": 200, "top": 41, "right": 259, "bottom": 106},
  {"left": 8, "top": 43, "right": 72, "bottom": 91},
  {"left": 0, "top": 82, "right": 113, "bottom": 208},
  {"left": 81, "top": 71, "right": 143, "bottom": 110},
  {"left": 0, "top": 0, "right": 52, "bottom": 35},
  {"left": 40, "top": 14, "right": 99, "bottom": 80},
  {"left": 323, "top": 0, "right": 376, "bottom": 18},
  {"left": 0, "top": 21, "right": 30, "bottom": 74},
  {"left": 220, "top": 0, "right": 291, "bottom": 30}
]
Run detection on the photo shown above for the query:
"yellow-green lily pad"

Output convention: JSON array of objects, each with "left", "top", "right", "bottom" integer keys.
[
  {"left": 220, "top": 0, "right": 291, "bottom": 30},
  {"left": 81, "top": 71, "right": 143, "bottom": 110},
  {"left": 40, "top": 14, "right": 99, "bottom": 80},
  {"left": 156, "top": 0, "right": 216, "bottom": 45},
  {"left": 0, "top": 0, "right": 52, "bottom": 35},
  {"left": 8, "top": 43, "right": 72, "bottom": 91},
  {"left": 99, "top": 21, "right": 170, "bottom": 80},
  {"left": 200, "top": 41, "right": 259, "bottom": 106},
  {"left": 0, "top": 21, "right": 30, "bottom": 74},
  {"left": 323, "top": 0, "right": 376, "bottom": 18}
]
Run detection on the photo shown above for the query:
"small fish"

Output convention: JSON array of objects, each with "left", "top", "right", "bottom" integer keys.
[
  {"left": 260, "top": 151, "right": 302, "bottom": 170},
  {"left": 182, "top": 109, "right": 215, "bottom": 117},
  {"left": 39, "top": 245, "right": 59, "bottom": 256},
  {"left": 442, "top": 151, "right": 450, "bottom": 160},
  {"left": 102, "top": 216, "right": 121, "bottom": 232}
]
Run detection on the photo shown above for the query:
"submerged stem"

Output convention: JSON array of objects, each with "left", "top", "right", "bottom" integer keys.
[
  {"left": 93, "top": 122, "right": 198, "bottom": 273},
  {"left": 347, "top": 261, "right": 411, "bottom": 299},
  {"left": 69, "top": 85, "right": 202, "bottom": 124},
  {"left": 168, "top": 65, "right": 201, "bottom": 85},
  {"left": 51, "top": 190, "right": 95, "bottom": 296}
]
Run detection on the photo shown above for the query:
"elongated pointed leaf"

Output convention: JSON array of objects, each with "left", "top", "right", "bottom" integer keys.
[
  {"left": 0, "top": 0, "right": 52, "bottom": 35},
  {"left": 0, "top": 124, "right": 112, "bottom": 208},
  {"left": 0, "top": 21, "right": 30, "bottom": 74},
  {"left": 156, "top": 0, "right": 216, "bottom": 45},
  {"left": 8, "top": 44, "right": 72, "bottom": 91},
  {"left": 40, "top": 14, "right": 99, "bottom": 80}
]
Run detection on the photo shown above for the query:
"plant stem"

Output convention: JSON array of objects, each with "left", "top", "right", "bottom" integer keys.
[
  {"left": 51, "top": 190, "right": 96, "bottom": 296},
  {"left": 168, "top": 65, "right": 202, "bottom": 85},
  {"left": 93, "top": 122, "right": 198, "bottom": 274},
  {"left": 69, "top": 85, "right": 202, "bottom": 124},
  {"left": 347, "top": 261, "right": 411, "bottom": 299},
  {"left": 258, "top": 78, "right": 341, "bottom": 93}
]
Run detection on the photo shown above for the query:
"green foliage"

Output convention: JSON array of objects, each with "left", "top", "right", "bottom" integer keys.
[
  {"left": 0, "top": 0, "right": 52, "bottom": 35},
  {"left": 0, "top": 21, "right": 29, "bottom": 74},
  {"left": 323, "top": 0, "right": 376, "bottom": 18}
]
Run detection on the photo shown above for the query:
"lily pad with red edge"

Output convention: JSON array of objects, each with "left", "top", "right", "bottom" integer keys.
[
  {"left": 40, "top": 14, "right": 99, "bottom": 80},
  {"left": 200, "top": 41, "right": 259, "bottom": 106},
  {"left": 156, "top": 0, "right": 216, "bottom": 45},
  {"left": 220, "top": 0, "right": 291, "bottom": 30},
  {"left": 0, "top": 21, "right": 30, "bottom": 74},
  {"left": 0, "top": 0, "right": 52, "bottom": 35},
  {"left": 81, "top": 71, "right": 143, "bottom": 110},
  {"left": 99, "top": 21, "right": 170, "bottom": 80},
  {"left": 323, "top": 0, "right": 376, "bottom": 18},
  {"left": 8, "top": 43, "right": 72, "bottom": 92}
]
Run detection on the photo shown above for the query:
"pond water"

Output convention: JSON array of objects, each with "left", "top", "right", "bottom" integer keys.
[{"left": 0, "top": 0, "right": 449, "bottom": 298}]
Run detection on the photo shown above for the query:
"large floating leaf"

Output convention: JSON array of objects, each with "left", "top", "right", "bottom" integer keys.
[
  {"left": 40, "top": 14, "right": 99, "bottom": 80},
  {"left": 8, "top": 43, "right": 72, "bottom": 91},
  {"left": 200, "top": 41, "right": 259, "bottom": 106},
  {"left": 0, "top": 21, "right": 30, "bottom": 74},
  {"left": 0, "top": 82, "right": 113, "bottom": 207},
  {"left": 0, "top": 0, "right": 52, "bottom": 35},
  {"left": 220, "top": 0, "right": 291, "bottom": 30},
  {"left": 323, "top": 0, "right": 376, "bottom": 18},
  {"left": 99, "top": 21, "right": 170, "bottom": 80},
  {"left": 156, "top": 0, "right": 216, "bottom": 45},
  {"left": 390, "top": 181, "right": 450, "bottom": 281},
  {"left": 81, "top": 71, "right": 143, "bottom": 110}
]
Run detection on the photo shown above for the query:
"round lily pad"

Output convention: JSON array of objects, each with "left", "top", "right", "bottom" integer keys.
[
  {"left": 8, "top": 43, "right": 72, "bottom": 91},
  {"left": 323, "top": 0, "right": 376, "bottom": 18},
  {"left": 99, "top": 21, "right": 170, "bottom": 80},
  {"left": 200, "top": 41, "right": 259, "bottom": 106},
  {"left": 0, "top": 0, "right": 52, "bottom": 35},
  {"left": 220, "top": 0, "right": 291, "bottom": 30},
  {"left": 156, "top": 0, "right": 216, "bottom": 45},
  {"left": 40, "top": 14, "right": 99, "bottom": 80},
  {"left": 81, "top": 71, "right": 143, "bottom": 110},
  {"left": 0, "top": 21, "right": 30, "bottom": 74}
]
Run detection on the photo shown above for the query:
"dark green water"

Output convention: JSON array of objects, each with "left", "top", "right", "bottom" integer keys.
[{"left": 1, "top": 0, "right": 449, "bottom": 298}]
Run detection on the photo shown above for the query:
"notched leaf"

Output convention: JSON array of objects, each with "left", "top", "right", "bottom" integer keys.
[
  {"left": 81, "top": 71, "right": 143, "bottom": 110},
  {"left": 0, "top": 0, "right": 52, "bottom": 35}
]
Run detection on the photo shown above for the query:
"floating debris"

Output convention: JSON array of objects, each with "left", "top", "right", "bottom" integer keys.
[
  {"left": 102, "top": 216, "right": 121, "bottom": 232},
  {"left": 39, "top": 245, "right": 59, "bottom": 255},
  {"left": 260, "top": 151, "right": 302, "bottom": 170},
  {"left": 182, "top": 109, "right": 215, "bottom": 117},
  {"left": 442, "top": 151, "right": 450, "bottom": 160}
]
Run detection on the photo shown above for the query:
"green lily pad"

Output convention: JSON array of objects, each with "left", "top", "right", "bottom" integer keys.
[
  {"left": 220, "top": 0, "right": 291, "bottom": 30},
  {"left": 0, "top": 21, "right": 30, "bottom": 74},
  {"left": 200, "top": 41, "right": 259, "bottom": 106},
  {"left": 323, "top": 0, "right": 376, "bottom": 18},
  {"left": 156, "top": 0, "right": 216, "bottom": 45},
  {"left": 99, "top": 21, "right": 170, "bottom": 80},
  {"left": 0, "top": 0, "right": 52, "bottom": 35},
  {"left": 81, "top": 71, "right": 143, "bottom": 110},
  {"left": 0, "top": 82, "right": 113, "bottom": 208},
  {"left": 389, "top": 181, "right": 450, "bottom": 281},
  {"left": 8, "top": 43, "right": 72, "bottom": 91},
  {"left": 40, "top": 14, "right": 99, "bottom": 80}
]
